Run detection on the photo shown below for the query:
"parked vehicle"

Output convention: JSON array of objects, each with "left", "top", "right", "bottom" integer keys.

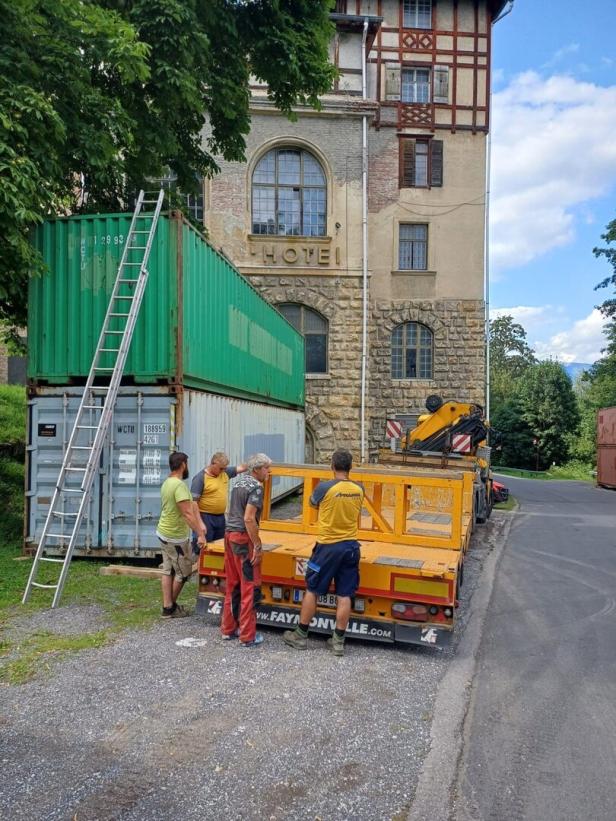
[
  {"left": 197, "top": 462, "right": 475, "bottom": 649},
  {"left": 492, "top": 480, "right": 509, "bottom": 504}
]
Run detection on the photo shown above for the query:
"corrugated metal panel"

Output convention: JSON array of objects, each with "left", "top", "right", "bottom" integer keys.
[
  {"left": 597, "top": 446, "right": 616, "bottom": 490},
  {"left": 596, "top": 407, "right": 616, "bottom": 489},
  {"left": 26, "top": 387, "right": 305, "bottom": 557},
  {"left": 181, "top": 220, "right": 305, "bottom": 406},
  {"left": 178, "top": 390, "right": 304, "bottom": 501},
  {"left": 597, "top": 406, "right": 616, "bottom": 447},
  {"left": 28, "top": 213, "right": 305, "bottom": 409},
  {"left": 28, "top": 214, "right": 178, "bottom": 382}
]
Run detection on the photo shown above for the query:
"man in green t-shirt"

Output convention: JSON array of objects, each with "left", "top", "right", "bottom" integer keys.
[{"left": 157, "top": 451, "right": 206, "bottom": 618}]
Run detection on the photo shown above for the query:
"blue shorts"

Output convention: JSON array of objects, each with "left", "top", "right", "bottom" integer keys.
[
  {"left": 192, "top": 512, "right": 226, "bottom": 552},
  {"left": 305, "top": 540, "right": 361, "bottom": 598}
]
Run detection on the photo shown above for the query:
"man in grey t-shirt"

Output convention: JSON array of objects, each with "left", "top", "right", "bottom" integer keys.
[{"left": 221, "top": 453, "right": 272, "bottom": 647}]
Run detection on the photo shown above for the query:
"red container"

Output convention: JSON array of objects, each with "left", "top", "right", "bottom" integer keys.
[{"left": 597, "top": 406, "right": 616, "bottom": 489}]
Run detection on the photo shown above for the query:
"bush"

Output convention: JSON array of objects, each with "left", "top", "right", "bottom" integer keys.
[{"left": 0, "top": 386, "right": 26, "bottom": 545}]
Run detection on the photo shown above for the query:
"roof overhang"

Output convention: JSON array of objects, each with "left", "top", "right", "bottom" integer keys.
[{"left": 490, "top": 1, "right": 512, "bottom": 22}]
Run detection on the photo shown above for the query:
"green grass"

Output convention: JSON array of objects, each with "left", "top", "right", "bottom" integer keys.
[
  {"left": 493, "top": 495, "right": 516, "bottom": 512},
  {"left": 493, "top": 461, "right": 595, "bottom": 483},
  {"left": 0, "top": 385, "right": 26, "bottom": 446},
  {"left": 0, "top": 543, "right": 189, "bottom": 684}
]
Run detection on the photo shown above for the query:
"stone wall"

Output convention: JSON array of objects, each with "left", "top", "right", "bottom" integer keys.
[{"left": 369, "top": 299, "right": 486, "bottom": 451}]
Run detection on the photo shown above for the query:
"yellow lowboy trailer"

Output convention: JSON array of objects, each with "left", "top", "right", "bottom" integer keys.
[{"left": 196, "top": 463, "right": 475, "bottom": 649}]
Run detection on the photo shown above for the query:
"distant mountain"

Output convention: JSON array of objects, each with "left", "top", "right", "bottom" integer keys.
[{"left": 564, "top": 362, "right": 592, "bottom": 380}]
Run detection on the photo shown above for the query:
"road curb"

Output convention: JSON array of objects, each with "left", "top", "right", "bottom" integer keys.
[{"left": 407, "top": 510, "right": 516, "bottom": 821}]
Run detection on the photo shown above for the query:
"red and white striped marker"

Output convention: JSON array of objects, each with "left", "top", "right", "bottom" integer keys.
[
  {"left": 452, "top": 433, "right": 472, "bottom": 453},
  {"left": 386, "top": 419, "right": 403, "bottom": 439}
]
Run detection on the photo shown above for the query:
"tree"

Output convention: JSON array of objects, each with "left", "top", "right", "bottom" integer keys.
[
  {"left": 489, "top": 315, "right": 537, "bottom": 410},
  {"left": 593, "top": 217, "right": 616, "bottom": 326},
  {"left": 517, "top": 360, "right": 580, "bottom": 469},
  {"left": 490, "top": 398, "right": 536, "bottom": 469},
  {"left": 0, "top": 0, "right": 337, "bottom": 344}
]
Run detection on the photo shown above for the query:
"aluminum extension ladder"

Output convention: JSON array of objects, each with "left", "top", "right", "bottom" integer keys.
[{"left": 22, "top": 189, "right": 165, "bottom": 607}]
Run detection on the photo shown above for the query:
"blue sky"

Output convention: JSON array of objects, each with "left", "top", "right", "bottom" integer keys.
[{"left": 489, "top": 0, "right": 616, "bottom": 363}]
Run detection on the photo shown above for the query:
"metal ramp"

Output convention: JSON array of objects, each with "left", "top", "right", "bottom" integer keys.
[{"left": 22, "top": 190, "right": 165, "bottom": 607}]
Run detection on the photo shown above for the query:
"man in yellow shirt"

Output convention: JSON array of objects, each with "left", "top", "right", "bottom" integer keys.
[
  {"left": 157, "top": 451, "right": 206, "bottom": 618},
  {"left": 190, "top": 452, "right": 246, "bottom": 552},
  {"left": 283, "top": 449, "right": 364, "bottom": 656}
]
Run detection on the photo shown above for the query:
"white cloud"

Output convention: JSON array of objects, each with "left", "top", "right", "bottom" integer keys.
[
  {"left": 490, "top": 305, "right": 608, "bottom": 363},
  {"left": 535, "top": 309, "right": 608, "bottom": 363},
  {"left": 490, "top": 72, "right": 616, "bottom": 271},
  {"left": 541, "top": 42, "right": 579, "bottom": 69}
]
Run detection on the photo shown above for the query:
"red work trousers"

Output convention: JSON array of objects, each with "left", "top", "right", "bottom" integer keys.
[{"left": 221, "top": 531, "right": 262, "bottom": 643}]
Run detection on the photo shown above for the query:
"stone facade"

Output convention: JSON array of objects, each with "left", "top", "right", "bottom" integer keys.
[{"left": 203, "top": 1, "right": 503, "bottom": 462}]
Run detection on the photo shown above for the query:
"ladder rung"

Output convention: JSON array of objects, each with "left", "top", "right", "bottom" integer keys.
[
  {"left": 41, "top": 556, "right": 66, "bottom": 563},
  {"left": 104, "top": 330, "right": 125, "bottom": 334},
  {"left": 100, "top": 348, "right": 119, "bottom": 353},
  {"left": 129, "top": 246, "right": 147, "bottom": 250},
  {"left": 108, "top": 313, "right": 130, "bottom": 317},
  {"left": 122, "top": 262, "right": 143, "bottom": 266},
  {"left": 118, "top": 279, "right": 139, "bottom": 284},
  {"left": 93, "top": 368, "right": 115, "bottom": 372},
  {"left": 71, "top": 445, "right": 94, "bottom": 449},
  {"left": 65, "top": 467, "right": 87, "bottom": 472},
  {"left": 113, "top": 296, "right": 134, "bottom": 301},
  {"left": 82, "top": 405, "right": 101, "bottom": 410},
  {"left": 61, "top": 488, "right": 85, "bottom": 494},
  {"left": 131, "top": 230, "right": 151, "bottom": 233},
  {"left": 32, "top": 582, "right": 60, "bottom": 590},
  {"left": 52, "top": 511, "right": 78, "bottom": 517},
  {"left": 76, "top": 425, "right": 99, "bottom": 429},
  {"left": 45, "top": 533, "right": 70, "bottom": 538}
]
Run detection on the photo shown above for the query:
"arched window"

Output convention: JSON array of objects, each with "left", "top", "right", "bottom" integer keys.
[
  {"left": 252, "top": 148, "right": 327, "bottom": 237},
  {"left": 391, "top": 322, "right": 433, "bottom": 379},
  {"left": 278, "top": 303, "right": 328, "bottom": 374}
]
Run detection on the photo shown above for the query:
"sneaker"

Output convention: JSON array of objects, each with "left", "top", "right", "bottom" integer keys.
[
  {"left": 222, "top": 629, "right": 240, "bottom": 641},
  {"left": 327, "top": 633, "right": 345, "bottom": 657},
  {"left": 283, "top": 629, "right": 308, "bottom": 650},
  {"left": 240, "top": 632, "right": 264, "bottom": 648},
  {"left": 161, "top": 603, "right": 190, "bottom": 619}
]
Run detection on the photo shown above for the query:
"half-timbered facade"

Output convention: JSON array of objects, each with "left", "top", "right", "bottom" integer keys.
[{"left": 202, "top": 0, "right": 509, "bottom": 461}]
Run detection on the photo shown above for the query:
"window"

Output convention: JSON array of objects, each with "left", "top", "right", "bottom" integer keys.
[
  {"left": 400, "top": 139, "right": 443, "bottom": 187},
  {"left": 403, "top": 0, "right": 432, "bottom": 29},
  {"left": 278, "top": 304, "right": 328, "bottom": 374},
  {"left": 151, "top": 171, "right": 204, "bottom": 222},
  {"left": 399, "top": 224, "right": 428, "bottom": 270},
  {"left": 391, "top": 322, "right": 433, "bottom": 379},
  {"left": 401, "top": 68, "right": 431, "bottom": 103},
  {"left": 252, "top": 148, "right": 327, "bottom": 237}
]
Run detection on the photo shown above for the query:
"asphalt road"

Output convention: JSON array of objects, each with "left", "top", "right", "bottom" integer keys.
[{"left": 453, "top": 477, "right": 616, "bottom": 821}]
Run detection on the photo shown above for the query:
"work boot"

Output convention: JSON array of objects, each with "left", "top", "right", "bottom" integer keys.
[
  {"left": 161, "top": 603, "right": 190, "bottom": 619},
  {"left": 327, "top": 632, "right": 345, "bottom": 657},
  {"left": 283, "top": 628, "right": 308, "bottom": 650}
]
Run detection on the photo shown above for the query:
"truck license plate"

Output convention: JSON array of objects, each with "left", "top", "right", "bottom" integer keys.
[{"left": 318, "top": 594, "right": 337, "bottom": 608}]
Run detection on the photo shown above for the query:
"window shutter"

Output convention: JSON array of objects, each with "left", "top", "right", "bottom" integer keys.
[
  {"left": 401, "top": 139, "right": 416, "bottom": 187},
  {"left": 385, "top": 64, "right": 401, "bottom": 101},
  {"left": 433, "top": 66, "right": 449, "bottom": 103},
  {"left": 430, "top": 140, "right": 443, "bottom": 187}
]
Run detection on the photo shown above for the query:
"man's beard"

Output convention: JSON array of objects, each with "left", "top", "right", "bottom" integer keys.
[{"left": 182, "top": 467, "right": 189, "bottom": 480}]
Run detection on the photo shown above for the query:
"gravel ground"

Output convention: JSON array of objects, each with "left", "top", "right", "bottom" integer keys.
[{"left": 0, "top": 514, "right": 508, "bottom": 821}]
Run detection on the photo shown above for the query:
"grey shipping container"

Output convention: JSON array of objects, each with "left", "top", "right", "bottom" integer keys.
[
  {"left": 26, "top": 387, "right": 305, "bottom": 558},
  {"left": 597, "top": 406, "right": 616, "bottom": 490}
]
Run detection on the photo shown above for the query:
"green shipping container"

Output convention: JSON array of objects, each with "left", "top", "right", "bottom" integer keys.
[{"left": 28, "top": 211, "right": 304, "bottom": 409}]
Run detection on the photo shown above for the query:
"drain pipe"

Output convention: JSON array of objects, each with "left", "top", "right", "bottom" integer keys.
[
  {"left": 360, "top": 17, "right": 369, "bottom": 462},
  {"left": 485, "top": 113, "right": 492, "bottom": 420}
]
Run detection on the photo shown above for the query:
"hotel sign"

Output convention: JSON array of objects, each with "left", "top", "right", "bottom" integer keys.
[{"left": 248, "top": 241, "right": 342, "bottom": 267}]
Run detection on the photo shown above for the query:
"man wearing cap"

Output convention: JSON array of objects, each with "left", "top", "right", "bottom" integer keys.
[
  {"left": 221, "top": 453, "right": 272, "bottom": 647},
  {"left": 190, "top": 452, "right": 247, "bottom": 553}
]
